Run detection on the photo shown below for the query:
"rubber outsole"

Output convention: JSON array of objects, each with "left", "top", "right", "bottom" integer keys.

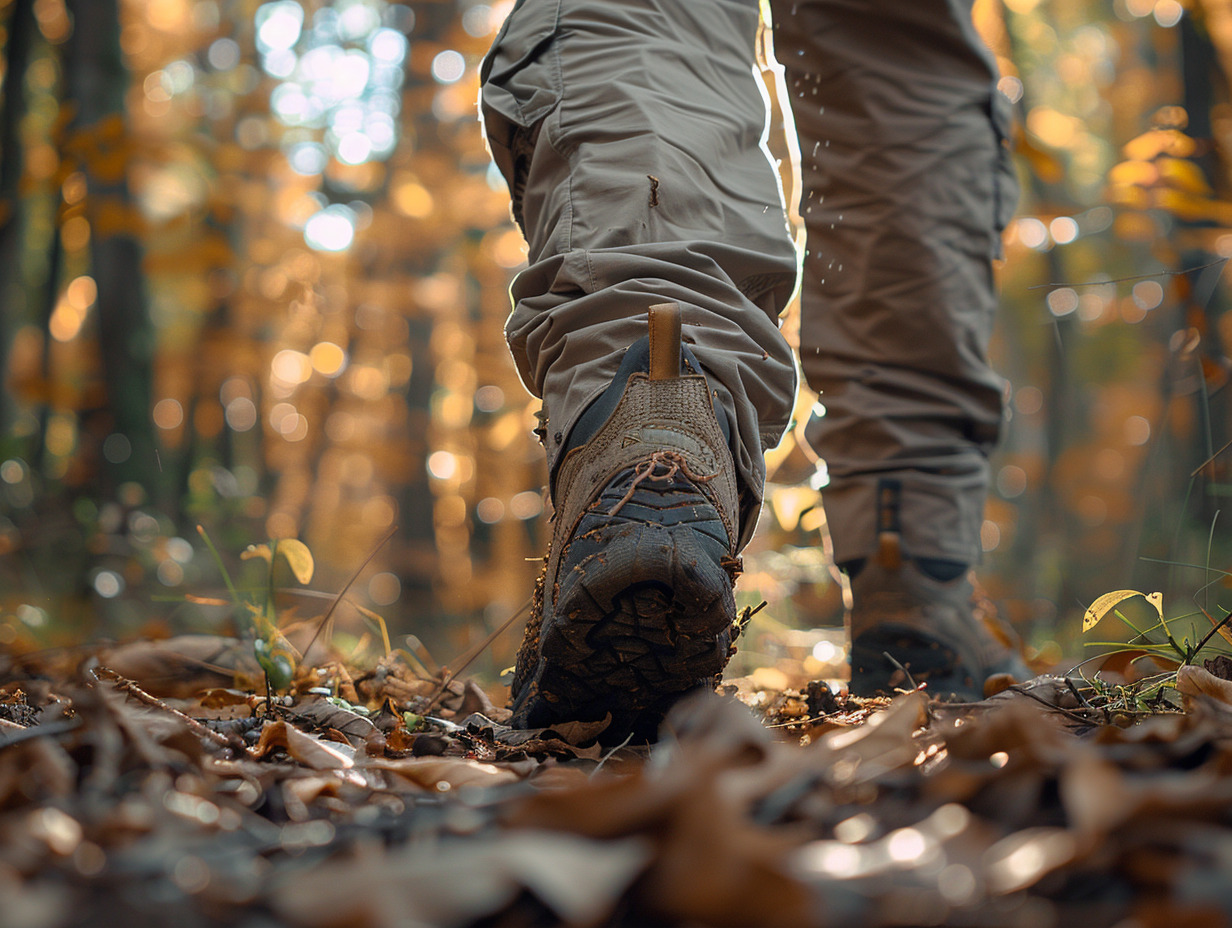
[
  {"left": 850, "top": 623, "right": 1026, "bottom": 701},
  {"left": 850, "top": 625, "right": 974, "bottom": 700},
  {"left": 511, "top": 472, "right": 734, "bottom": 741}
]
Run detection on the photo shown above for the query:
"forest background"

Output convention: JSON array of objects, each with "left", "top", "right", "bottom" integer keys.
[{"left": 2, "top": 0, "right": 1231, "bottom": 685}]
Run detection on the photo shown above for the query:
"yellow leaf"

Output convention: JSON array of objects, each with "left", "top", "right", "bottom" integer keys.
[
  {"left": 1082, "top": 589, "right": 1162, "bottom": 633},
  {"left": 241, "top": 543, "right": 272, "bottom": 563},
  {"left": 277, "top": 539, "right": 315, "bottom": 585}
]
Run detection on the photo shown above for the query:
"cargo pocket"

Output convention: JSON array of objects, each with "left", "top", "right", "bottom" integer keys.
[{"left": 479, "top": 0, "right": 563, "bottom": 232}]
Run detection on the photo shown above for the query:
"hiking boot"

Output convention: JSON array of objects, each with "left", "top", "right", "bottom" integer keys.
[
  {"left": 510, "top": 303, "right": 743, "bottom": 739},
  {"left": 846, "top": 483, "right": 1028, "bottom": 700}
]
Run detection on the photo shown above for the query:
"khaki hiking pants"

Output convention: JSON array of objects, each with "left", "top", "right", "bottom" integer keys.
[{"left": 479, "top": 0, "right": 1019, "bottom": 565}]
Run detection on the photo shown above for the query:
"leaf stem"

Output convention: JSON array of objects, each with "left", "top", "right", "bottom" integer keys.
[{"left": 197, "top": 524, "right": 242, "bottom": 609}]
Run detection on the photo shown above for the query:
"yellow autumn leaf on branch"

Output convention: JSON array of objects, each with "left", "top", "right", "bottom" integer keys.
[
  {"left": 1082, "top": 590, "right": 1163, "bottom": 633},
  {"left": 241, "top": 539, "right": 315, "bottom": 585},
  {"left": 276, "top": 539, "right": 315, "bottom": 585}
]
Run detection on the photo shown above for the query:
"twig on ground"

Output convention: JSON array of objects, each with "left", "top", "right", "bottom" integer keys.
[
  {"left": 92, "top": 666, "right": 243, "bottom": 753},
  {"left": 1006, "top": 683, "right": 1104, "bottom": 725},
  {"left": 591, "top": 732, "right": 635, "bottom": 778}
]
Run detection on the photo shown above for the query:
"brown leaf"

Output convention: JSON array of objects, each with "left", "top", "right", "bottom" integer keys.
[
  {"left": 817, "top": 692, "right": 929, "bottom": 784},
  {"left": 256, "top": 720, "right": 356, "bottom": 770},
  {"left": 1177, "top": 664, "right": 1232, "bottom": 705},
  {"left": 289, "top": 697, "right": 380, "bottom": 748}
]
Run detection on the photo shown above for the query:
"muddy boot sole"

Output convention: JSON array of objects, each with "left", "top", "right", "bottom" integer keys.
[{"left": 512, "top": 472, "right": 734, "bottom": 740}]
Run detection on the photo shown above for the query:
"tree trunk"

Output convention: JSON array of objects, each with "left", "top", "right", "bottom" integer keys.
[
  {"left": 63, "top": 0, "right": 158, "bottom": 496},
  {"left": 0, "top": 0, "right": 38, "bottom": 440}
]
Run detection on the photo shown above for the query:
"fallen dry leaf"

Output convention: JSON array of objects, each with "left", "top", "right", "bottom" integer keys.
[
  {"left": 1177, "top": 664, "right": 1232, "bottom": 705},
  {"left": 257, "top": 720, "right": 356, "bottom": 770}
]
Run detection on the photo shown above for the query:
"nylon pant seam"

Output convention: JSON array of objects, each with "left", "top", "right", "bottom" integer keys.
[{"left": 545, "top": 14, "right": 574, "bottom": 258}]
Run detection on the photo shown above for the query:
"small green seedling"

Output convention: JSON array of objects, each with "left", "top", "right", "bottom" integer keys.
[{"left": 197, "top": 526, "right": 314, "bottom": 694}]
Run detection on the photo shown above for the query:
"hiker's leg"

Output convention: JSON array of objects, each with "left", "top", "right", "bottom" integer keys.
[
  {"left": 770, "top": 0, "right": 1024, "bottom": 697},
  {"left": 480, "top": 0, "right": 801, "bottom": 733},
  {"left": 480, "top": 0, "right": 799, "bottom": 546},
  {"left": 770, "top": 0, "right": 1017, "bottom": 567}
]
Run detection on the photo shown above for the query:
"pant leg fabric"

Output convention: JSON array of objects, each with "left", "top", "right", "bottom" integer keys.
[
  {"left": 480, "top": 0, "right": 801, "bottom": 548},
  {"left": 769, "top": 0, "right": 1019, "bottom": 565}
]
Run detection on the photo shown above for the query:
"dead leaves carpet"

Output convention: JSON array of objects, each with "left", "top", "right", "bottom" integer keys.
[{"left": 4, "top": 639, "right": 1232, "bottom": 928}]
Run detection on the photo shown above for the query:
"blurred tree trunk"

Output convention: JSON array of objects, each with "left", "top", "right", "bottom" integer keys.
[
  {"left": 0, "top": 0, "right": 37, "bottom": 440},
  {"left": 1178, "top": 11, "right": 1228, "bottom": 541},
  {"left": 63, "top": 0, "right": 157, "bottom": 494}
]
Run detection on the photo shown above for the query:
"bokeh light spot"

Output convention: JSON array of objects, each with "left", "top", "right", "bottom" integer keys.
[
  {"left": 1154, "top": 0, "right": 1183, "bottom": 26},
  {"left": 997, "top": 75, "right": 1024, "bottom": 104},
  {"left": 158, "top": 560, "right": 185, "bottom": 586},
  {"left": 462, "top": 5, "right": 495, "bottom": 37},
  {"left": 368, "top": 572, "right": 401, "bottom": 605},
  {"left": 66, "top": 276, "right": 97, "bottom": 309},
  {"left": 1016, "top": 217, "right": 1048, "bottom": 250},
  {"left": 153, "top": 399, "right": 184, "bottom": 430},
  {"left": 255, "top": 0, "right": 303, "bottom": 53},
  {"left": 287, "top": 141, "right": 328, "bottom": 175},
  {"left": 1126, "top": 415, "right": 1151, "bottom": 445},
  {"left": 61, "top": 216, "right": 90, "bottom": 251},
  {"left": 272, "top": 349, "right": 313, "bottom": 385},
  {"left": 207, "top": 37, "right": 241, "bottom": 70},
  {"left": 336, "top": 131, "right": 373, "bottom": 165},
  {"left": 93, "top": 570, "right": 125, "bottom": 598},
  {"left": 309, "top": 341, "right": 347, "bottom": 377},
  {"left": 225, "top": 397, "right": 258, "bottom": 431},
  {"left": 1131, "top": 279, "right": 1164, "bottom": 310},
  {"left": 476, "top": 497, "right": 505, "bottom": 523},
  {"left": 1046, "top": 287, "right": 1078, "bottom": 317},
  {"left": 431, "top": 50, "right": 466, "bottom": 84},
  {"left": 1015, "top": 386, "right": 1044, "bottom": 415},
  {"left": 103, "top": 433, "right": 132, "bottom": 464},
  {"left": 509, "top": 490, "right": 544, "bottom": 520},
  {"left": 996, "top": 465, "right": 1027, "bottom": 498},
  {"left": 886, "top": 828, "right": 928, "bottom": 863},
  {"left": 369, "top": 28, "right": 407, "bottom": 63},
  {"left": 393, "top": 179, "right": 434, "bottom": 218},
  {"left": 474, "top": 385, "right": 505, "bottom": 412},
  {"left": 427, "top": 450, "right": 458, "bottom": 481},
  {"left": 304, "top": 205, "right": 356, "bottom": 251},
  {"left": 0, "top": 460, "right": 26, "bottom": 484},
  {"left": 1049, "top": 216, "right": 1079, "bottom": 244}
]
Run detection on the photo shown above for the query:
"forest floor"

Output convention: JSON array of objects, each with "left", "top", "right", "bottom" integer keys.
[{"left": 4, "top": 634, "right": 1232, "bottom": 928}]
